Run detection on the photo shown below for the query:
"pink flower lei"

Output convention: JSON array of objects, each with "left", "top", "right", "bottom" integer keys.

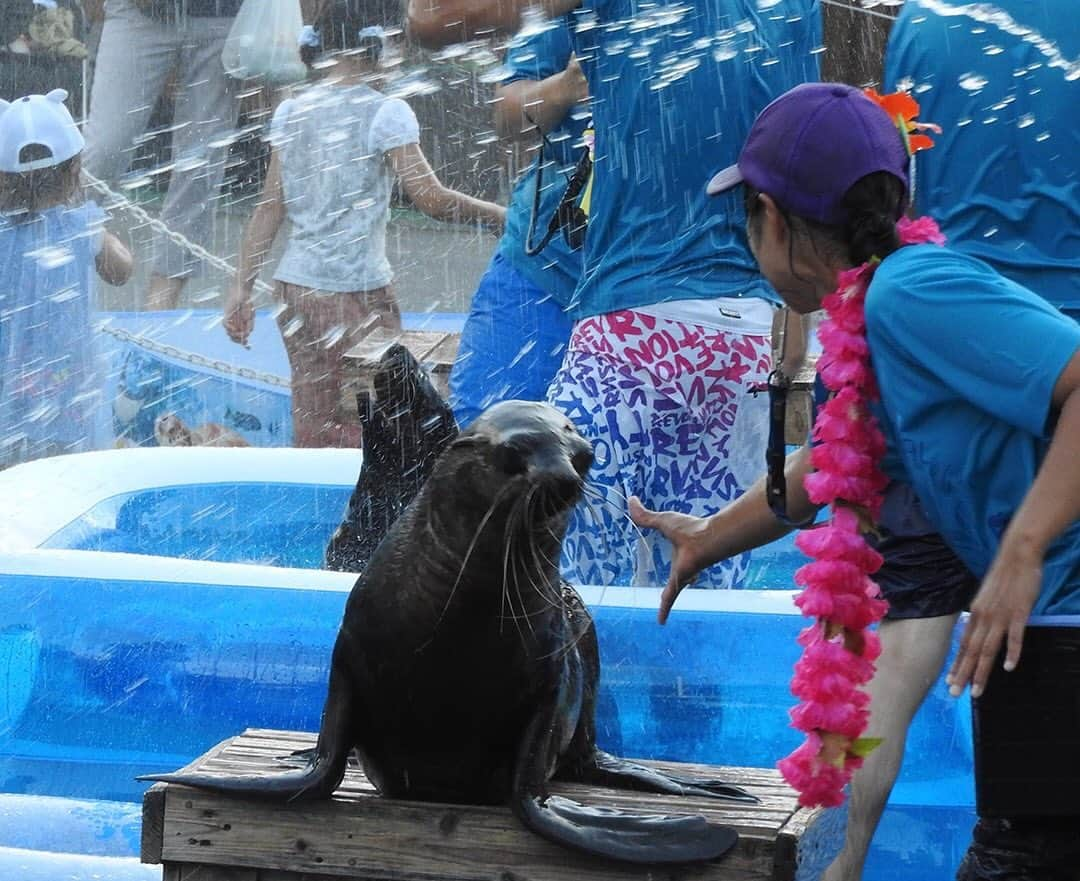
[{"left": 777, "top": 215, "right": 946, "bottom": 808}]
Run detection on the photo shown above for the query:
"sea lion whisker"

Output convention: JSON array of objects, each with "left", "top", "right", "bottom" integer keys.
[
  {"left": 576, "top": 493, "right": 615, "bottom": 558},
  {"left": 428, "top": 482, "right": 516, "bottom": 643},
  {"left": 499, "top": 496, "right": 531, "bottom": 644},
  {"left": 509, "top": 489, "right": 542, "bottom": 637},
  {"left": 522, "top": 490, "right": 564, "bottom": 610},
  {"left": 581, "top": 484, "right": 653, "bottom": 555}
]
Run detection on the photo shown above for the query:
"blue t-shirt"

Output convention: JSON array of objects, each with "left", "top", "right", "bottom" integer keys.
[
  {"left": 885, "top": 0, "right": 1080, "bottom": 313},
  {"left": 866, "top": 245, "right": 1080, "bottom": 615},
  {"left": 563, "top": 0, "right": 820, "bottom": 320},
  {"left": 497, "top": 20, "right": 589, "bottom": 307}
]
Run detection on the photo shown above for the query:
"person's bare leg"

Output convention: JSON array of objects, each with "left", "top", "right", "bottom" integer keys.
[
  {"left": 821, "top": 614, "right": 958, "bottom": 881},
  {"left": 145, "top": 273, "right": 186, "bottom": 310}
]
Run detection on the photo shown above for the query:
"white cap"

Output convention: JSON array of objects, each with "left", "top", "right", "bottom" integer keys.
[{"left": 0, "top": 89, "right": 85, "bottom": 173}]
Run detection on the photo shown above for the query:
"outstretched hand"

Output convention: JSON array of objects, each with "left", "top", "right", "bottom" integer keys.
[
  {"left": 223, "top": 288, "right": 255, "bottom": 347},
  {"left": 946, "top": 544, "right": 1042, "bottom": 698},
  {"left": 628, "top": 497, "right": 715, "bottom": 625}
]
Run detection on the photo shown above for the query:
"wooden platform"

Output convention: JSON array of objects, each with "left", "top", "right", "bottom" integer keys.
[{"left": 142, "top": 729, "right": 822, "bottom": 881}]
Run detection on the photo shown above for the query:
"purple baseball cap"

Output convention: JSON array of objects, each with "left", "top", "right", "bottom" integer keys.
[{"left": 706, "top": 82, "right": 910, "bottom": 226}]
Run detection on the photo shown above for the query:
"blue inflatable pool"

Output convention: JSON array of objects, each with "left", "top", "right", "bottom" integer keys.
[{"left": 0, "top": 448, "right": 977, "bottom": 879}]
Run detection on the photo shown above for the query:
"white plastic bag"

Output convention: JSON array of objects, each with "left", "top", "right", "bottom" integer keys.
[{"left": 221, "top": 0, "right": 307, "bottom": 86}]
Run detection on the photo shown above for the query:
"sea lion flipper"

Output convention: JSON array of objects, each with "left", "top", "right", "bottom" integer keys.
[
  {"left": 136, "top": 660, "right": 356, "bottom": 802},
  {"left": 575, "top": 750, "right": 759, "bottom": 805},
  {"left": 512, "top": 699, "right": 737, "bottom": 864},
  {"left": 517, "top": 793, "right": 737, "bottom": 864}
]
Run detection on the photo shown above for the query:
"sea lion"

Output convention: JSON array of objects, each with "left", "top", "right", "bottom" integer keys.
[
  {"left": 154, "top": 412, "right": 250, "bottom": 448},
  {"left": 324, "top": 344, "right": 458, "bottom": 573},
  {"left": 140, "top": 400, "right": 755, "bottom": 864}
]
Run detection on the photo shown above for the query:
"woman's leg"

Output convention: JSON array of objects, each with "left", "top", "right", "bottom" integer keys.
[
  {"left": 822, "top": 614, "right": 959, "bottom": 881},
  {"left": 277, "top": 283, "right": 401, "bottom": 448}
]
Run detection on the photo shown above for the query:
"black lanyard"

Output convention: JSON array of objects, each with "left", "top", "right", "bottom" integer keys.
[
  {"left": 523, "top": 114, "right": 591, "bottom": 257},
  {"left": 762, "top": 369, "right": 817, "bottom": 528}
]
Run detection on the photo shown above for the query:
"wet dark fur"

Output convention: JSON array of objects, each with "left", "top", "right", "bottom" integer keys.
[
  {"left": 142, "top": 401, "right": 753, "bottom": 864},
  {"left": 324, "top": 344, "right": 458, "bottom": 573}
]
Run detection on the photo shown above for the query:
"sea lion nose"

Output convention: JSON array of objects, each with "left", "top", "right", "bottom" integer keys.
[{"left": 571, "top": 447, "right": 593, "bottom": 478}]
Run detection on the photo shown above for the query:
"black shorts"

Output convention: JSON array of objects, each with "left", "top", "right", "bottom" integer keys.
[
  {"left": 868, "top": 481, "right": 979, "bottom": 620},
  {"left": 870, "top": 529, "right": 979, "bottom": 620}
]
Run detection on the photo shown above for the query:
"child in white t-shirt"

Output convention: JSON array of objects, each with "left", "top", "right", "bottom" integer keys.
[
  {"left": 0, "top": 89, "right": 132, "bottom": 465},
  {"left": 224, "top": 20, "right": 504, "bottom": 448}
]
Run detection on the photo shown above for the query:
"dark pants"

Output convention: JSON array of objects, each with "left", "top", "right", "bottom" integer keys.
[
  {"left": 956, "top": 817, "right": 1080, "bottom": 881},
  {"left": 959, "top": 626, "right": 1080, "bottom": 881}
]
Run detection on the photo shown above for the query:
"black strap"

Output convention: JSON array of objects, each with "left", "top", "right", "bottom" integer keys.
[
  {"left": 762, "top": 369, "right": 817, "bottom": 528},
  {"left": 523, "top": 115, "right": 591, "bottom": 257}
]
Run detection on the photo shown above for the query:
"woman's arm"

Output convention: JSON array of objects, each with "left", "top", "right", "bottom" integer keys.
[
  {"left": 387, "top": 143, "right": 505, "bottom": 233},
  {"left": 495, "top": 54, "right": 588, "bottom": 143},
  {"left": 407, "top": 0, "right": 580, "bottom": 48},
  {"left": 948, "top": 349, "right": 1080, "bottom": 697},
  {"left": 95, "top": 231, "right": 133, "bottom": 286},
  {"left": 631, "top": 443, "right": 817, "bottom": 623},
  {"left": 224, "top": 151, "right": 286, "bottom": 346}
]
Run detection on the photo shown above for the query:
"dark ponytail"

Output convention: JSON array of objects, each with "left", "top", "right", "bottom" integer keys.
[{"left": 838, "top": 171, "right": 906, "bottom": 266}]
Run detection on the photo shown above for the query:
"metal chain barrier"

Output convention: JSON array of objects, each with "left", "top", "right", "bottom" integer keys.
[
  {"left": 83, "top": 170, "right": 290, "bottom": 387},
  {"left": 82, "top": 169, "right": 277, "bottom": 299},
  {"left": 97, "top": 324, "right": 291, "bottom": 388}
]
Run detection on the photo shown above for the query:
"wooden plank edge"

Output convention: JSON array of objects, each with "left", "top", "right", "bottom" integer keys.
[
  {"left": 142, "top": 733, "right": 248, "bottom": 864},
  {"left": 141, "top": 782, "right": 168, "bottom": 864},
  {"left": 771, "top": 805, "right": 824, "bottom": 881}
]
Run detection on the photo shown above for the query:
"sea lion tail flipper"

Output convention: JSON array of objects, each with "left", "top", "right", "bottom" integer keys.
[
  {"left": 135, "top": 662, "right": 355, "bottom": 802},
  {"left": 513, "top": 704, "right": 737, "bottom": 864},
  {"left": 578, "top": 750, "right": 759, "bottom": 804},
  {"left": 515, "top": 792, "right": 737, "bottom": 864}
]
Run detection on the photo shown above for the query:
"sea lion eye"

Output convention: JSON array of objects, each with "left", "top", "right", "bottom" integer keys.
[{"left": 494, "top": 443, "right": 528, "bottom": 476}]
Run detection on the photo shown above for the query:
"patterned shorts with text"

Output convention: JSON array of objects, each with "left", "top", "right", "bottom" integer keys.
[{"left": 547, "top": 308, "right": 773, "bottom": 589}]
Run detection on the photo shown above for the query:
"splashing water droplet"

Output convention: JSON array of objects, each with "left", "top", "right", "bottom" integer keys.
[
  {"left": 982, "top": 227, "right": 998, "bottom": 238},
  {"left": 1035, "top": 131, "right": 1051, "bottom": 142},
  {"left": 1017, "top": 113, "right": 1036, "bottom": 128},
  {"left": 29, "top": 246, "right": 74, "bottom": 270},
  {"left": 983, "top": 44, "right": 1004, "bottom": 55},
  {"left": 713, "top": 42, "right": 737, "bottom": 62},
  {"left": 958, "top": 72, "right": 988, "bottom": 91}
]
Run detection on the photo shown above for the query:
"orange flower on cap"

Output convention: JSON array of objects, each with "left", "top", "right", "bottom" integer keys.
[{"left": 863, "top": 88, "right": 942, "bottom": 153}]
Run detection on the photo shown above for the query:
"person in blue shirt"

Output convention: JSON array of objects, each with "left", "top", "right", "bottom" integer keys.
[
  {"left": 635, "top": 82, "right": 1080, "bottom": 879},
  {"left": 448, "top": 20, "right": 588, "bottom": 429},
  {"left": 885, "top": 0, "right": 1080, "bottom": 321},
  {"left": 409, "top": 0, "right": 820, "bottom": 590}
]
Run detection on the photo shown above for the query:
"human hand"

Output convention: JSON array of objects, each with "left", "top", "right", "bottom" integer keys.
[
  {"left": 629, "top": 496, "right": 717, "bottom": 625},
  {"left": 562, "top": 53, "right": 589, "bottom": 105},
  {"left": 946, "top": 543, "right": 1042, "bottom": 698},
  {"left": 223, "top": 287, "right": 255, "bottom": 347}
]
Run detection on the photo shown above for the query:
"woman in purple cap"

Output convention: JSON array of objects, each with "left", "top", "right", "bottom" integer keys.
[{"left": 633, "top": 82, "right": 1080, "bottom": 878}]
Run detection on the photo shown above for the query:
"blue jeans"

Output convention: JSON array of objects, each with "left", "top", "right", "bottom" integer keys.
[{"left": 449, "top": 252, "right": 574, "bottom": 429}]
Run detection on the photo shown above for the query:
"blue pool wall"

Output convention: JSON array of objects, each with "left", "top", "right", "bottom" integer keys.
[{"left": 1, "top": 548, "right": 978, "bottom": 879}]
